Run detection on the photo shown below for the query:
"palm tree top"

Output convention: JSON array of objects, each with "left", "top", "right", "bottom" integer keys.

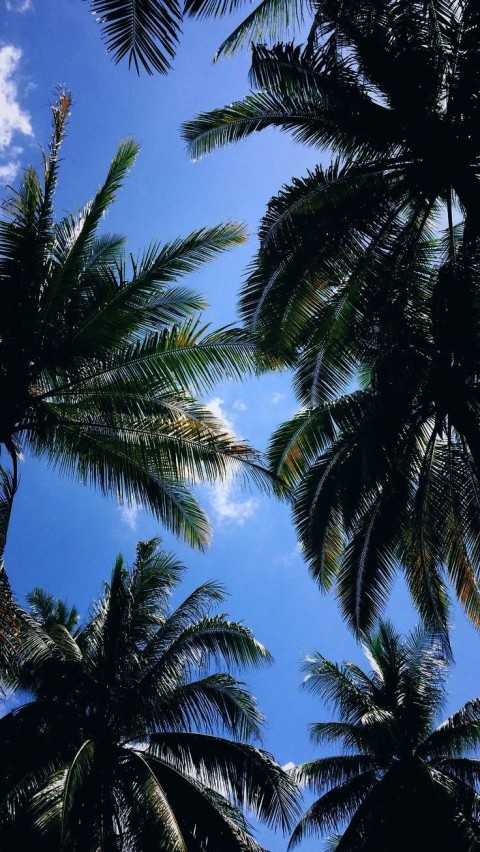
[
  {"left": 289, "top": 621, "right": 480, "bottom": 850},
  {"left": 0, "top": 538, "right": 299, "bottom": 849},
  {"left": 0, "top": 89, "right": 272, "bottom": 561},
  {"left": 184, "top": 0, "right": 480, "bottom": 220}
]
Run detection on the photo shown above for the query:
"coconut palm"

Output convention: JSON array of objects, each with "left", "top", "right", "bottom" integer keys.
[
  {"left": 0, "top": 89, "right": 271, "bottom": 563},
  {"left": 182, "top": 2, "right": 480, "bottom": 636},
  {"left": 0, "top": 538, "right": 298, "bottom": 850},
  {"left": 266, "top": 226, "right": 480, "bottom": 639},
  {"left": 87, "top": 0, "right": 305, "bottom": 74},
  {"left": 290, "top": 621, "right": 480, "bottom": 851},
  {"left": 184, "top": 1, "right": 480, "bottom": 345}
]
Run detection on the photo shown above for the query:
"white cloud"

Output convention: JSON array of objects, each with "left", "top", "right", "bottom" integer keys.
[
  {"left": 0, "top": 46, "right": 32, "bottom": 186},
  {"left": 208, "top": 396, "right": 235, "bottom": 434},
  {"left": 233, "top": 400, "right": 247, "bottom": 412},
  {"left": 5, "top": 0, "right": 33, "bottom": 11},
  {"left": 0, "top": 46, "right": 32, "bottom": 149},
  {"left": 282, "top": 762, "right": 296, "bottom": 772},
  {"left": 210, "top": 482, "right": 258, "bottom": 526},
  {"left": 118, "top": 503, "right": 139, "bottom": 531},
  {"left": 270, "top": 392, "right": 286, "bottom": 405},
  {"left": 206, "top": 396, "right": 258, "bottom": 526},
  {"left": 0, "top": 160, "right": 20, "bottom": 183}
]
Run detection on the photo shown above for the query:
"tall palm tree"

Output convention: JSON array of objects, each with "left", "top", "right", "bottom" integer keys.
[
  {"left": 0, "top": 538, "right": 298, "bottom": 850},
  {"left": 182, "top": 2, "right": 480, "bottom": 636},
  {"left": 0, "top": 89, "right": 271, "bottom": 562},
  {"left": 289, "top": 621, "right": 480, "bottom": 851}
]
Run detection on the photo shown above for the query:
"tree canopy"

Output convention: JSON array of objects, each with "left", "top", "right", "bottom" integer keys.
[
  {"left": 0, "top": 538, "right": 299, "bottom": 850},
  {"left": 290, "top": 621, "right": 480, "bottom": 851},
  {"left": 0, "top": 90, "right": 271, "bottom": 565},
  {"left": 183, "top": 0, "right": 480, "bottom": 637}
]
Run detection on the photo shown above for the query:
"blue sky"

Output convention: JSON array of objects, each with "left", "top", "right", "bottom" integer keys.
[{"left": 2, "top": 2, "right": 480, "bottom": 849}]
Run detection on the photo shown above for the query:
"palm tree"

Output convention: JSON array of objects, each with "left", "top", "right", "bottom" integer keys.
[
  {"left": 184, "top": 1, "right": 480, "bottom": 354},
  {"left": 87, "top": 0, "right": 305, "bottom": 74},
  {"left": 264, "top": 227, "right": 480, "bottom": 640},
  {"left": 0, "top": 89, "right": 271, "bottom": 562},
  {"left": 182, "top": 2, "right": 480, "bottom": 636},
  {"left": 289, "top": 621, "right": 480, "bottom": 851},
  {"left": 89, "top": 0, "right": 185, "bottom": 74},
  {"left": 0, "top": 538, "right": 298, "bottom": 850}
]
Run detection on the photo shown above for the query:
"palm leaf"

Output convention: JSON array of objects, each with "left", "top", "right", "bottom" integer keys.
[
  {"left": 89, "top": 0, "right": 182, "bottom": 74},
  {"left": 149, "top": 732, "right": 299, "bottom": 831}
]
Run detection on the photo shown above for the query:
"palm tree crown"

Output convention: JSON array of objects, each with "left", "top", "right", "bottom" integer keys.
[
  {"left": 182, "top": 1, "right": 480, "bottom": 636},
  {"left": 0, "top": 90, "right": 271, "bottom": 562},
  {"left": 290, "top": 621, "right": 480, "bottom": 851},
  {"left": 0, "top": 538, "right": 298, "bottom": 850}
]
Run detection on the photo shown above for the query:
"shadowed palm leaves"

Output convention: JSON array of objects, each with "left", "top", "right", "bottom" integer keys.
[
  {"left": 89, "top": 0, "right": 183, "bottom": 74},
  {"left": 0, "top": 90, "right": 271, "bottom": 562},
  {"left": 185, "top": 0, "right": 480, "bottom": 223},
  {"left": 184, "top": 1, "right": 480, "bottom": 336},
  {"left": 0, "top": 538, "right": 298, "bottom": 850},
  {"left": 267, "top": 229, "right": 480, "bottom": 638},
  {"left": 290, "top": 622, "right": 480, "bottom": 851},
  {"left": 88, "top": 0, "right": 303, "bottom": 74},
  {"left": 183, "top": 2, "right": 480, "bottom": 636}
]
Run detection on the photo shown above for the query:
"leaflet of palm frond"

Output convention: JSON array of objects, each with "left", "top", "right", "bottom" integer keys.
[
  {"left": 0, "top": 466, "right": 16, "bottom": 559},
  {"left": 89, "top": 0, "right": 182, "bottom": 75},
  {"left": 0, "top": 565, "right": 21, "bottom": 667},
  {"left": 0, "top": 466, "right": 22, "bottom": 666}
]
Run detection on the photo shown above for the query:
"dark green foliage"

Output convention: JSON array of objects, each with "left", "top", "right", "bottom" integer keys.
[
  {"left": 183, "top": 1, "right": 480, "bottom": 635},
  {"left": 290, "top": 622, "right": 480, "bottom": 851},
  {"left": 0, "top": 91, "right": 271, "bottom": 563},
  {"left": 89, "top": 0, "right": 183, "bottom": 74},
  {"left": 0, "top": 539, "right": 299, "bottom": 849},
  {"left": 88, "top": 0, "right": 303, "bottom": 74}
]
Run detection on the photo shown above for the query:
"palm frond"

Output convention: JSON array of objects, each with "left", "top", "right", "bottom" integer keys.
[
  {"left": 149, "top": 732, "right": 299, "bottom": 831},
  {"left": 89, "top": 0, "right": 182, "bottom": 74},
  {"left": 288, "top": 771, "right": 378, "bottom": 846}
]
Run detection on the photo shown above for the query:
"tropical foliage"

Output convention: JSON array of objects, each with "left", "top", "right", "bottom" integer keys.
[
  {"left": 0, "top": 538, "right": 298, "bottom": 850},
  {"left": 0, "top": 89, "right": 272, "bottom": 565},
  {"left": 183, "top": 0, "right": 480, "bottom": 636},
  {"left": 88, "top": 0, "right": 304, "bottom": 74},
  {"left": 290, "top": 621, "right": 480, "bottom": 851}
]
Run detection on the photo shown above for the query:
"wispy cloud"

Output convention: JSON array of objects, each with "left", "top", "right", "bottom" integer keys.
[
  {"left": 206, "top": 397, "right": 259, "bottom": 526},
  {"left": 270, "top": 392, "right": 286, "bottom": 405},
  {"left": 274, "top": 541, "right": 304, "bottom": 568},
  {"left": 5, "top": 0, "right": 33, "bottom": 10},
  {"left": 0, "top": 161, "right": 19, "bottom": 183},
  {"left": 118, "top": 503, "right": 139, "bottom": 531},
  {"left": 0, "top": 45, "right": 32, "bottom": 185},
  {"left": 208, "top": 396, "right": 235, "bottom": 434},
  {"left": 233, "top": 399, "right": 247, "bottom": 412},
  {"left": 210, "top": 484, "right": 258, "bottom": 526}
]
